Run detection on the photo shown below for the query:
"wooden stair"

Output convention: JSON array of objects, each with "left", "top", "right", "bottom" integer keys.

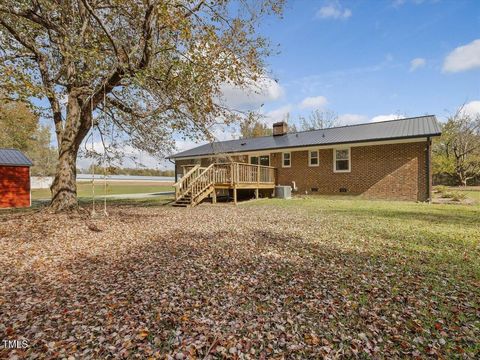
[
  {"left": 173, "top": 164, "right": 216, "bottom": 207},
  {"left": 173, "top": 162, "right": 276, "bottom": 208},
  {"left": 172, "top": 194, "right": 192, "bottom": 207}
]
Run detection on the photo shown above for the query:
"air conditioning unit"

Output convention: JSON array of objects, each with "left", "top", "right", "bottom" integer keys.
[{"left": 275, "top": 185, "right": 292, "bottom": 199}]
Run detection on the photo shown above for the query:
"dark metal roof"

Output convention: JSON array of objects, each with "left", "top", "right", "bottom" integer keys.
[
  {"left": 169, "top": 115, "right": 441, "bottom": 159},
  {"left": 0, "top": 148, "right": 33, "bottom": 166}
]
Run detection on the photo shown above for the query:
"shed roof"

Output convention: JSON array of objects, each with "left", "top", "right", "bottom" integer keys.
[
  {"left": 169, "top": 115, "right": 441, "bottom": 159},
  {"left": 0, "top": 148, "right": 33, "bottom": 167}
]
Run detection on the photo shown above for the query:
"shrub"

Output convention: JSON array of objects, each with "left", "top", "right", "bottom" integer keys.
[
  {"left": 441, "top": 191, "right": 467, "bottom": 201},
  {"left": 434, "top": 185, "right": 448, "bottom": 194}
]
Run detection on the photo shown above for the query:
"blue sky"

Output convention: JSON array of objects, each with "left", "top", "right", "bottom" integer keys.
[
  {"left": 70, "top": 0, "right": 480, "bottom": 168},
  {"left": 245, "top": 0, "right": 480, "bottom": 127}
]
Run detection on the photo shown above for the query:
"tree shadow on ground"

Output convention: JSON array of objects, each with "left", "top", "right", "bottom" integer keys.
[{"left": 2, "top": 224, "right": 478, "bottom": 359}]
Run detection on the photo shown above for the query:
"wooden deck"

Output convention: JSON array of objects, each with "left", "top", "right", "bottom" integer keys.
[{"left": 174, "top": 162, "right": 276, "bottom": 207}]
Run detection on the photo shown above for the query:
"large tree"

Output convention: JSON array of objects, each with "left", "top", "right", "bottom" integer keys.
[
  {"left": 432, "top": 109, "right": 480, "bottom": 186},
  {"left": 0, "top": 99, "right": 57, "bottom": 176},
  {"left": 299, "top": 109, "right": 339, "bottom": 131},
  {"left": 0, "top": 99, "right": 38, "bottom": 150},
  {"left": 0, "top": 0, "right": 283, "bottom": 211},
  {"left": 239, "top": 112, "right": 272, "bottom": 138}
]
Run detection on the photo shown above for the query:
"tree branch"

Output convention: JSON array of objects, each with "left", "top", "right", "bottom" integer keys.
[
  {"left": 0, "top": 17, "right": 64, "bottom": 145},
  {"left": 80, "top": 0, "right": 120, "bottom": 60}
]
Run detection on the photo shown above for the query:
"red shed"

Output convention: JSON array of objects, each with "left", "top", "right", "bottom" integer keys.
[{"left": 0, "top": 148, "right": 33, "bottom": 208}]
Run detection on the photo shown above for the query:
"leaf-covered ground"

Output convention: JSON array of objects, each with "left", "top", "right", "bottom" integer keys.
[{"left": 1, "top": 197, "right": 479, "bottom": 359}]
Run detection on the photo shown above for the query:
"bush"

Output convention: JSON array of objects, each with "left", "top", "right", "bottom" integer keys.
[
  {"left": 434, "top": 185, "right": 448, "bottom": 194},
  {"left": 441, "top": 191, "right": 467, "bottom": 201}
]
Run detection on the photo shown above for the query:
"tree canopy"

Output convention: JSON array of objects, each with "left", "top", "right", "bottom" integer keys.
[
  {"left": 432, "top": 109, "right": 480, "bottom": 186},
  {"left": 299, "top": 109, "right": 339, "bottom": 131},
  {"left": 0, "top": 99, "right": 57, "bottom": 176},
  {"left": 0, "top": 0, "right": 283, "bottom": 210},
  {"left": 239, "top": 113, "right": 272, "bottom": 138}
]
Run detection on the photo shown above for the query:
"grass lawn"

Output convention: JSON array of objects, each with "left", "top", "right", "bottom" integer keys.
[
  {"left": 451, "top": 186, "right": 480, "bottom": 202},
  {"left": 0, "top": 196, "right": 478, "bottom": 358},
  {"left": 31, "top": 181, "right": 173, "bottom": 200}
]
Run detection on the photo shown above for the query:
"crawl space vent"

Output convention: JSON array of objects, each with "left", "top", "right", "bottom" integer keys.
[{"left": 339, "top": 187, "right": 348, "bottom": 193}]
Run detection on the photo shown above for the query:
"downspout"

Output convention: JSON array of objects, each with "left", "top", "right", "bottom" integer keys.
[
  {"left": 168, "top": 158, "right": 177, "bottom": 182},
  {"left": 426, "top": 137, "right": 431, "bottom": 203}
]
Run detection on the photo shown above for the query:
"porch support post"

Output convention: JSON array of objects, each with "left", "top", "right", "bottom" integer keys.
[
  {"left": 255, "top": 188, "right": 259, "bottom": 199},
  {"left": 257, "top": 164, "right": 260, "bottom": 186},
  {"left": 233, "top": 186, "right": 237, "bottom": 205},
  {"left": 212, "top": 189, "right": 217, "bottom": 204}
]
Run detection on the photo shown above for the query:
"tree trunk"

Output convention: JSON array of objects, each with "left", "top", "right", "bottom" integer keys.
[
  {"left": 49, "top": 96, "right": 91, "bottom": 212},
  {"left": 50, "top": 144, "right": 79, "bottom": 211}
]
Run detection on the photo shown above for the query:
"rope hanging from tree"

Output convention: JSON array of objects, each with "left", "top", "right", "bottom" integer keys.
[
  {"left": 89, "top": 84, "right": 109, "bottom": 217},
  {"left": 102, "top": 84, "right": 108, "bottom": 216},
  {"left": 90, "top": 96, "right": 96, "bottom": 216}
]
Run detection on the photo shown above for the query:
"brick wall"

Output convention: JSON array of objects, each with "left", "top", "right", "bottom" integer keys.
[
  {"left": 271, "top": 142, "right": 429, "bottom": 201},
  {"left": 173, "top": 141, "right": 430, "bottom": 201}
]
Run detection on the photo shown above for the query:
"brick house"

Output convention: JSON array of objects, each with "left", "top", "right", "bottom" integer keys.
[{"left": 168, "top": 116, "right": 441, "bottom": 206}]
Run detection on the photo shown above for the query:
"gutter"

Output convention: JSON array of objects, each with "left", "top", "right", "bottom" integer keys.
[
  {"left": 426, "top": 137, "right": 431, "bottom": 202},
  {"left": 167, "top": 158, "right": 177, "bottom": 182}
]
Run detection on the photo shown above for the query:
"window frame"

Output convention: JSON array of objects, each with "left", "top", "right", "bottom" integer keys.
[
  {"left": 282, "top": 152, "right": 291, "bottom": 168},
  {"left": 308, "top": 149, "right": 319, "bottom": 167},
  {"left": 333, "top": 148, "right": 351, "bottom": 173},
  {"left": 249, "top": 154, "right": 270, "bottom": 167}
]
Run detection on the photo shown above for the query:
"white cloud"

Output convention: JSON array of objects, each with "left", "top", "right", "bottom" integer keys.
[
  {"left": 409, "top": 57, "right": 426, "bottom": 72},
  {"left": 220, "top": 77, "right": 284, "bottom": 110},
  {"left": 370, "top": 114, "right": 404, "bottom": 123},
  {"left": 263, "top": 105, "right": 293, "bottom": 126},
  {"left": 461, "top": 100, "right": 480, "bottom": 118},
  {"left": 443, "top": 39, "right": 480, "bottom": 73},
  {"left": 316, "top": 2, "right": 352, "bottom": 20},
  {"left": 299, "top": 96, "right": 328, "bottom": 109},
  {"left": 337, "top": 113, "right": 369, "bottom": 125}
]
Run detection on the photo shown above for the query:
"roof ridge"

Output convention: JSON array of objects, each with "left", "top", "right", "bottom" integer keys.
[
  {"left": 169, "top": 114, "right": 440, "bottom": 159},
  {"left": 204, "top": 115, "right": 437, "bottom": 144},
  {"left": 285, "top": 114, "right": 436, "bottom": 136}
]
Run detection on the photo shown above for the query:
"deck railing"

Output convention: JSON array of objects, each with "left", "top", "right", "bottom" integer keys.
[
  {"left": 230, "top": 162, "right": 275, "bottom": 185},
  {"left": 174, "top": 162, "right": 276, "bottom": 200},
  {"left": 174, "top": 165, "right": 203, "bottom": 199}
]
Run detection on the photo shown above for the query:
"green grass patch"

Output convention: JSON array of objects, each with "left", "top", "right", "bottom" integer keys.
[{"left": 242, "top": 196, "right": 480, "bottom": 281}]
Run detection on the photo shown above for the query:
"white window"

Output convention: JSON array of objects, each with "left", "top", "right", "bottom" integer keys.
[
  {"left": 282, "top": 152, "right": 291, "bottom": 167},
  {"left": 309, "top": 150, "right": 319, "bottom": 167},
  {"left": 334, "top": 148, "right": 351, "bottom": 172}
]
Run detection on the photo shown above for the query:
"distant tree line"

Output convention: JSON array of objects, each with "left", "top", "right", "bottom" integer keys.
[{"left": 81, "top": 165, "right": 174, "bottom": 177}]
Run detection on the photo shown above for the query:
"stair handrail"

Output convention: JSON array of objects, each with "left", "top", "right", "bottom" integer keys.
[
  {"left": 186, "top": 163, "right": 216, "bottom": 200},
  {"left": 174, "top": 164, "right": 200, "bottom": 199}
]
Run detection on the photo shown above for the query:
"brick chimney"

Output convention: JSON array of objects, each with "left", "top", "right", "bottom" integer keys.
[{"left": 273, "top": 121, "right": 288, "bottom": 136}]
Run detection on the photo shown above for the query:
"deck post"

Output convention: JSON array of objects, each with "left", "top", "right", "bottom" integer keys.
[
  {"left": 212, "top": 189, "right": 217, "bottom": 204},
  {"left": 233, "top": 186, "right": 237, "bottom": 205},
  {"left": 257, "top": 165, "right": 260, "bottom": 185},
  {"left": 255, "top": 188, "right": 259, "bottom": 199}
]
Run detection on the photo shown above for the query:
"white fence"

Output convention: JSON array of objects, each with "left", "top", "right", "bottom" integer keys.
[{"left": 31, "top": 176, "right": 53, "bottom": 189}]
